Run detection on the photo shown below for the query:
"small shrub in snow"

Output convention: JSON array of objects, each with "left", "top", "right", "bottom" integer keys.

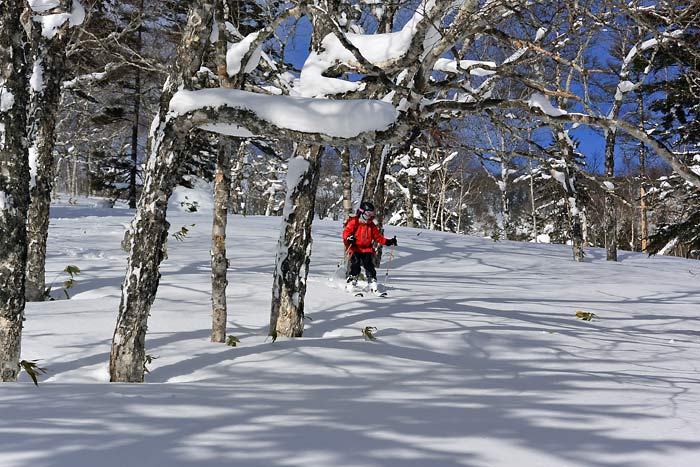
[
  {"left": 575, "top": 311, "right": 597, "bottom": 321},
  {"left": 362, "top": 326, "right": 378, "bottom": 341},
  {"left": 143, "top": 354, "right": 158, "bottom": 374},
  {"left": 43, "top": 265, "right": 80, "bottom": 300},
  {"left": 18, "top": 360, "right": 47, "bottom": 386},
  {"left": 267, "top": 330, "right": 277, "bottom": 343},
  {"left": 172, "top": 224, "right": 195, "bottom": 242},
  {"left": 180, "top": 197, "right": 199, "bottom": 212}
]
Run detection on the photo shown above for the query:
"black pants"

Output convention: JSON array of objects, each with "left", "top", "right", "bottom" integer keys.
[{"left": 349, "top": 252, "right": 377, "bottom": 281}]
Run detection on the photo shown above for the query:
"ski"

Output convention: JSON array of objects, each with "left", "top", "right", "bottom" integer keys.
[
  {"left": 368, "top": 285, "right": 388, "bottom": 297},
  {"left": 343, "top": 280, "right": 387, "bottom": 298},
  {"left": 345, "top": 283, "right": 364, "bottom": 297}
]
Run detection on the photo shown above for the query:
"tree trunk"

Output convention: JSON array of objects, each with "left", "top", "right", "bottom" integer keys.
[
  {"left": 129, "top": 68, "right": 141, "bottom": 209},
  {"left": 603, "top": 129, "right": 618, "bottom": 261},
  {"left": 25, "top": 1, "right": 73, "bottom": 302},
  {"left": 129, "top": 0, "right": 144, "bottom": 209},
  {"left": 405, "top": 176, "right": 415, "bottom": 228},
  {"left": 210, "top": 1, "right": 236, "bottom": 344},
  {"left": 640, "top": 162, "right": 648, "bottom": 253},
  {"left": 229, "top": 144, "right": 245, "bottom": 215},
  {"left": 110, "top": 1, "right": 215, "bottom": 382},
  {"left": 0, "top": 0, "right": 30, "bottom": 382},
  {"left": 638, "top": 92, "right": 648, "bottom": 252},
  {"left": 500, "top": 185, "right": 512, "bottom": 239},
  {"left": 340, "top": 147, "right": 353, "bottom": 221},
  {"left": 211, "top": 139, "right": 232, "bottom": 343},
  {"left": 553, "top": 127, "right": 585, "bottom": 262},
  {"left": 438, "top": 169, "right": 447, "bottom": 231},
  {"left": 269, "top": 145, "right": 323, "bottom": 338},
  {"left": 70, "top": 153, "right": 78, "bottom": 197},
  {"left": 361, "top": 144, "right": 389, "bottom": 265},
  {"left": 529, "top": 157, "right": 537, "bottom": 240},
  {"left": 264, "top": 188, "right": 276, "bottom": 216}
]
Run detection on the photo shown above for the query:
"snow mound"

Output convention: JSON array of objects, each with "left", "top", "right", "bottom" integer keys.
[{"left": 169, "top": 177, "right": 214, "bottom": 213}]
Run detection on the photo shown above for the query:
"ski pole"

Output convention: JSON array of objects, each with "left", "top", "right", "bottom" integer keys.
[
  {"left": 337, "top": 243, "right": 352, "bottom": 268},
  {"left": 383, "top": 244, "right": 395, "bottom": 286}
]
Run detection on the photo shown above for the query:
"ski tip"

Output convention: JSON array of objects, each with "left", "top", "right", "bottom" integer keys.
[{"left": 354, "top": 293, "right": 364, "bottom": 297}]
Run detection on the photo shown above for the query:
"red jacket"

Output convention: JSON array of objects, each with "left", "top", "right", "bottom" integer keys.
[{"left": 343, "top": 216, "right": 388, "bottom": 254}]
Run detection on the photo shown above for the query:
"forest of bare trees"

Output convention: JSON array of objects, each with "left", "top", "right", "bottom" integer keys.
[{"left": 1, "top": 0, "right": 698, "bottom": 382}]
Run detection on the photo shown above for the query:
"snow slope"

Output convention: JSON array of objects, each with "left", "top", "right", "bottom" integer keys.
[{"left": 2, "top": 200, "right": 700, "bottom": 467}]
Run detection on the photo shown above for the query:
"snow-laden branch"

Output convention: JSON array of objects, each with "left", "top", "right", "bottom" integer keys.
[
  {"left": 29, "top": 0, "right": 85, "bottom": 39},
  {"left": 223, "top": 5, "right": 302, "bottom": 84},
  {"left": 62, "top": 62, "right": 124, "bottom": 90},
  {"left": 299, "top": 0, "right": 452, "bottom": 97},
  {"left": 434, "top": 58, "right": 496, "bottom": 76},
  {"left": 168, "top": 88, "right": 401, "bottom": 144},
  {"left": 605, "top": 29, "right": 685, "bottom": 120}
]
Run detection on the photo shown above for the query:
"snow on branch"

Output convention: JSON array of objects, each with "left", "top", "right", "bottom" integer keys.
[
  {"left": 30, "top": 0, "right": 85, "bottom": 39},
  {"left": 434, "top": 58, "right": 496, "bottom": 76},
  {"left": 300, "top": 0, "right": 445, "bottom": 97},
  {"left": 527, "top": 93, "right": 567, "bottom": 117},
  {"left": 168, "top": 88, "right": 400, "bottom": 144},
  {"left": 62, "top": 63, "right": 124, "bottom": 90},
  {"left": 222, "top": 5, "right": 302, "bottom": 83},
  {"left": 226, "top": 31, "right": 263, "bottom": 76}
]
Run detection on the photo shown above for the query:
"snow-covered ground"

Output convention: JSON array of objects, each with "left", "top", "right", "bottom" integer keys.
[{"left": 2, "top": 198, "right": 700, "bottom": 467}]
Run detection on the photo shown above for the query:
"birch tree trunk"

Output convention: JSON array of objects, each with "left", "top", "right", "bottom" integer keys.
[
  {"left": 386, "top": 174, "right": 414, "bottom": 228},
  {"left": 529, "top": 157, "right": 537, "bottom": 239},
  {"left": 603, "top": 129, "right": 618, "bottom": 261},
  {"left": 340, "top": 147, "right": 353, "bottom": 221},
  {"left": 110, "top": 1, "right": 215, "bottom": 382},
  {"left": 361, "top": 144, "right": 388, "bottom": 266},
  {"left": 0, "top": 0, "right": 30, "bottom": 382},
  {"left": 128, "top": 0, "right": 144, "bottom": 209},
  {"left": 211, "top": 139, "right": 232, "bottom": 343},
  {"left": 128, "top": 66, "right": 141, "bottom": 209},
  {"left": 498, "top": 156, "right": 515, "bottom": 240},
  {"left": 638, "top": 92, "right": 648, "bottom": 252},
  {"left": 210, "top": 1, "right": 235, "bottom": 344},
  {"left": 269, "top": 145, "right": 322, "bottom": 338},
  {"left": 25, "top": 0, "right": 73, "bottom": 302},
  {"left": 405, "top": 176, "right": 415, "bottom": 228},
  {"left": 553, "top": 127, "right": 585, "bottom": 262},
  {"left": 264, "top": 189, "right": 276, "bottom": 216},
  {"left": 438, "top": 169, "right": 447, "bottom": 231}
]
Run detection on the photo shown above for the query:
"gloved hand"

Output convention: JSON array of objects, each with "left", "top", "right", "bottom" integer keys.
[
  {"left": 346, "top": 234, "right": 356, "bottom": 245},
  {"left": 386, "top": 236, "right": 397, "bottom": 247}
]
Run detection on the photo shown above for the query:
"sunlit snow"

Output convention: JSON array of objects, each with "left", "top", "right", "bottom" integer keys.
[{"left": 3, "top": 196, "right": 700, "bottom": 467}]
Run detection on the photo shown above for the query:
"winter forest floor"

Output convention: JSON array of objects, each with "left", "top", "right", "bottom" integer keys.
[{"left": 2, "top": 196, "right": 700, "bottom": 467}]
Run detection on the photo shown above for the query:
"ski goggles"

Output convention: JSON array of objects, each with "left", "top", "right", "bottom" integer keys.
[{"left": 360, "top": 209, "right": 375, "bottom": 218}]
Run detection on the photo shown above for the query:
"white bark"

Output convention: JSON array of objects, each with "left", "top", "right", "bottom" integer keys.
[
  {"left": 110, "top": 1, "right": 216, "bottom": 382},
  {"left": 0, "top": 0, "right": 30, "bottom": 382},
  {"left": 25, "top": 0, "right": 74, "bottom": 302},
  {"left": 211, "top": 139, "right": 232, "bottom": 343},
  {"left": 269, "top": 146, "right": 323, "bottom": 338}
]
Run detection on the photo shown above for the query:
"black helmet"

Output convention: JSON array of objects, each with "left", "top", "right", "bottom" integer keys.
[
  {"left": 359, "top": 201, "right": 375, "bottom": 212},
  {"left": 358, "top": 201, "right": 375, "bottom": 220}
]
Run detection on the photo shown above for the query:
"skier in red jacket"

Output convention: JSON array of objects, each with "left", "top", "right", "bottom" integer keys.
[{"left": 342, "top": 201, "right": 397, "bottom": 290}]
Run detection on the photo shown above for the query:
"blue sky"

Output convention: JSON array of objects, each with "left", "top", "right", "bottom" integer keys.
[{"left": 273, "top": 7, "right": 645, "bottom": 177}]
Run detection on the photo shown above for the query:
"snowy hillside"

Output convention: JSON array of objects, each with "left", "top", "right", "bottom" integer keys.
[{"left": 2, "top": 201, "right": 700, "bottom": 467}]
